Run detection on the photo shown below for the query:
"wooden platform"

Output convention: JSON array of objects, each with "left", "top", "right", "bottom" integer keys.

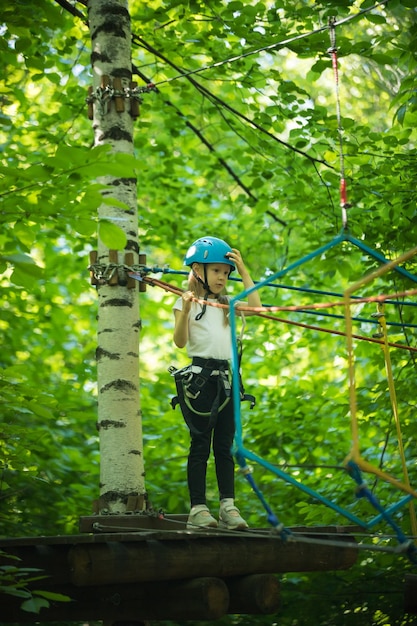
[{"left": 0, "top": 516, "right": 359, "bottom": 623}]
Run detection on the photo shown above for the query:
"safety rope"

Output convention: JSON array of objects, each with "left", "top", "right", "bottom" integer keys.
[
  {"left": 325, "top": 19, "right": 417, "bottom": 550},
  {"left": 135, "top": 265, "right": 417, "bottom": 308},
  {"left": 140, "top": 274, "right": 417, "bottom": 315},
  {"left": 344, "top": 246, "right": 417, "bottom": 498},
  {"left": 335, "top": 249, "right": 417, "bottom": 562},
  {"left": 328, "top": 18, "right": 349, "bottom": 229},
  {"left": 137, "top": 274, "right": 417, "bottom": 353},
  {"left": 234, "top": 450, "right": 291, "bottom": 540},
  {"left": 89, "top": 517, "right": 416, "bottom": 558}
]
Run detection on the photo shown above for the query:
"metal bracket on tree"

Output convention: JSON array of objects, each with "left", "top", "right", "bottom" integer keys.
[
  {"left": 89, "top": 250, "right": 147, "bottom": 291},
  {"left": 86, "top": 74, "right": 156, "bottom": 119}
]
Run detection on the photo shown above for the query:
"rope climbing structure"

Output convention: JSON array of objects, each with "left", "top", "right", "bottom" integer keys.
[
  {"left": 126, "top": 235, "right": 417, "bottom": 560},
  {"left": 226, "top": 238, "right": 417, "bottom": 560}
]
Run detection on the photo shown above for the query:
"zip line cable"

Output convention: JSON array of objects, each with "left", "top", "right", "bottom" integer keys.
[
  {"left": 57, "top": 0, "right": 397, "bottom": 230},
  {"left": 146, "top": 0, "right": 391, "bottom": 87}
]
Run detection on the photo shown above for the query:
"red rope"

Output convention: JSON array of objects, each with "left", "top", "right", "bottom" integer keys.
[
  {"left": 139, "top": 275, "right": 417, "bottom": 353},
  {"left": 256, "top": 311, "right": 417, "bottom": 353},
  {"left": 328, "top": 17, "right": 349, "bottom": 227}
]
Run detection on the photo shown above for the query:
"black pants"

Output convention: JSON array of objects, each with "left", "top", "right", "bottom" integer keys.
[{"left": 184, "top": 376, "right": 236, "bottom": 507}]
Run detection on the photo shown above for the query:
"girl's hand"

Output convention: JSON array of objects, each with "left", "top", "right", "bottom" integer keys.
[
  {"left": 226, "top": 248, "right": 246, "bottom": 276},
  {"left": 226, "top": 248, "right": 262, "bottom": 310},
  {"left": 181, "top": 290, "right": 195, "bottom": 313}
]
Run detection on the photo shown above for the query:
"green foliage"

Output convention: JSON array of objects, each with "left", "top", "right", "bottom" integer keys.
[
  {"left": 0, "top": 551, "right": 70, "bottom": 614},
  {"left": 1, "top": 0, "right": 417, "bottom": 624}
]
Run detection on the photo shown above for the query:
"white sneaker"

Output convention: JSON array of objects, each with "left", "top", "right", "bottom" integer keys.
[
  {"left": 186, "top": 505, "right": 218, "bottom": 530},
  {"left": 219, "top": 504, "right": 248, "bottom": 530}
]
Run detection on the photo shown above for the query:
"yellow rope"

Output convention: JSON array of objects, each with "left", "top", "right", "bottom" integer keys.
[
  {"left": 344, "top": 291, "right": 360, "bottom": 459},
  {"left": 377, "top": 304, "right": 417, "bottom": 536},
  {"left": 344, "top": 246, "right": 417, "bottom": 515}
]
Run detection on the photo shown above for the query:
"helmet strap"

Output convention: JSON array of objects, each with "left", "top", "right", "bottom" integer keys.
[
  {"left": 193, "top": 265, "right": 213, "bottom": 320},
  {"left": 192, "top": 266, "right": 211, "bottom": 293}
]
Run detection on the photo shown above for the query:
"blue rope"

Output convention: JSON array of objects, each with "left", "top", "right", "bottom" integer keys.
[
  {"left": 345, "top": 233, "right": 417, "bottom": 285},
  {"left": 346, "top": 461, "right": 417, "bottom": 564},
  {"left": 265, "top": 306, "right": 417, "bottom": 329},
  {"left": 255, "top": 280, "right": 417, "bottom": 306},
  {"left": 234, "top": 450, "right": 292, "bottom": 540}
]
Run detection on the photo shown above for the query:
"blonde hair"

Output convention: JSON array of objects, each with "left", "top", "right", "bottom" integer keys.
[{"left": 188, "top": 267, "right": 230, "bottom": 326}]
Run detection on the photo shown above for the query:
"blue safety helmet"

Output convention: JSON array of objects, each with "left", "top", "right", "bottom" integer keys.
[{"left": 184, "top": 236, "right": 235, "bottom": 271}]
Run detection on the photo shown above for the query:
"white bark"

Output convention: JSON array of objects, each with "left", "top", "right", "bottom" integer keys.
[{"left": 88, "top": 0, "right": 145, "bottom": 513}]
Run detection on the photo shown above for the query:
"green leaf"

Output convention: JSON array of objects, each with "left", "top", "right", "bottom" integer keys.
[
  {"left": 2, "top": 253, "right": 39, "bottom": 267},
  {"left": 27, "top": 399, "right": 55, "bottom": 420},
  {"left": 365, "top": 12, "right": 387, "bottom": 24},
  {"left": 21, "top": 596, "right": 50, "bottom": 614},
  {"left": 9, "top": 264, "right": 43, "bottom": 288},
  {"left": 33, "top": 589, "right": 72, "bottom": 602},
  {"left": 395, "top": 104, "right": 407, "bottom": 125},
  {"left": 0, "top": 586, "right": 31, "bottom": 598},
  {"left": 74, "top": 218, "right": 97, "bottom": 237},
  {"left": 98, "top": 220, "right": 127, "bottom": 250},
  {"left": 101, "top": 196, "right": 133, "bottom": 212}
]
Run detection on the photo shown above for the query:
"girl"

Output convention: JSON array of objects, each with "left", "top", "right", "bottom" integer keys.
[{"left": 173, "top": 236, "right": 261, "bottom": 530}]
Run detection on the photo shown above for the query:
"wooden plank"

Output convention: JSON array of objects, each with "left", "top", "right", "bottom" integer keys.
[
  {"left": 0, "top": 530, "right": 358, "bottom": 589},
  {"left": 78, "top": 512, "right": 188, "bottom": 533},
  {"left": 0, "top": 525, "right": 360, "bottom": 547},
  {"left": 0, "top": 530, "right": 355, "bottom": 622},
  {"left": 68, "top": 533, "right": 357, "bottom": 586}
]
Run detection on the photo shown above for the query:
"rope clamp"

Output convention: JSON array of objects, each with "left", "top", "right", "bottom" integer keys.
[
  {"left": 238, "top": 464, "right": 253, "bottom": 476},
  {"left": 86, "top": 75, "right": 156, "bottom": 120},
  {"left": 89, "top": 251, "right": 147, "bottom": 290},
  {"left": 371, "top": 308, "right": 385, "bottom": 338},
  {"left": 371, "top": 312, "right": 384, "bottom": 319}
]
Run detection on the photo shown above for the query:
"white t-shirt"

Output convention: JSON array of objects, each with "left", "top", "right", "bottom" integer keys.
[{"left": 173, "top": 297, "right": 232, "bottom": 360}]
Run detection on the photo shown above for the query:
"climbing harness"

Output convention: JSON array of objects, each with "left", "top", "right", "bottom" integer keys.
[
  {"left": 170, "top": 351, "right": 256, "bottom": 436},
  {"left": 169, "top": 357, "right": 232, "bottom": 435},
  {"left": 167, "top": 236, "right": 255, "bottom": 434}
]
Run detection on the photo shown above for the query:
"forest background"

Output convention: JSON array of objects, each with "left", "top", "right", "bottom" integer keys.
[{"left": 1, "top": 0, "right": 417, "bottom": 624}]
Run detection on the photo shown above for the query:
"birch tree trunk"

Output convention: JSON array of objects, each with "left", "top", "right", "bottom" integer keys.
[{"left": 88, "top": 0, "right": 145, "bottom": 513}]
